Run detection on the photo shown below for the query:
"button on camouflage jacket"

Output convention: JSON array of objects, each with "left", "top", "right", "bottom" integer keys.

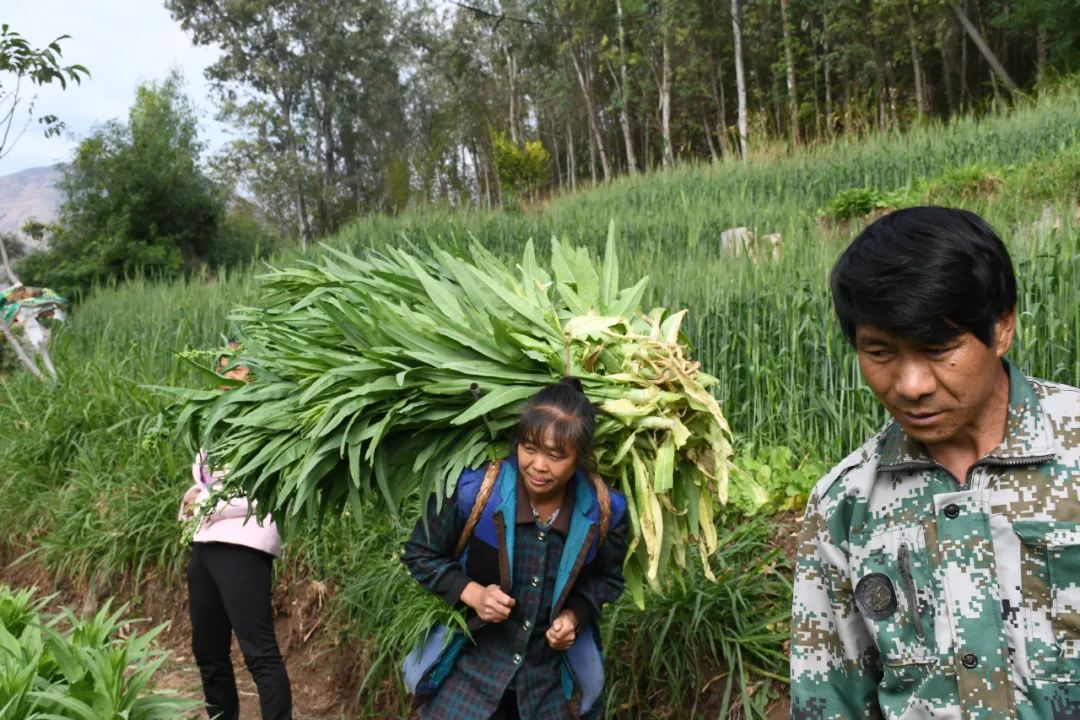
[{"left": 791, "top": 361, "right": 1080, "bottom": 719}]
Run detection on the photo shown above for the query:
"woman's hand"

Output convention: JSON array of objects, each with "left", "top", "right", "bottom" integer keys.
[
  {"left": 461, "top": 582, "right": 516, "bottom": 623},
  {"left": 546, "top": 609, "right": 579, "bottom": 651},
  {"left": 178, "top": 486, "right": 201, "bottom": 521}
]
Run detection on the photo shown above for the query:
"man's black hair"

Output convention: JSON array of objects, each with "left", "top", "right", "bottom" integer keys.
[{"left": 830, "top": 206, "right": 1017, "bottom": 347}]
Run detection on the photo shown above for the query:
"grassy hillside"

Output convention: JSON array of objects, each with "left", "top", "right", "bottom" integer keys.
[
  {"left": 0, "top": 85, "right": 1077, "bottom": 717},
  {"left": 336, "top": 85, "right": 1080, "bottom": 455}
]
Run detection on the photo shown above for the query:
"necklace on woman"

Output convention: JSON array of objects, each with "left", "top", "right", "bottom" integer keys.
[{"left": 530, "top": 502, "right": 560, "bottom": 530}]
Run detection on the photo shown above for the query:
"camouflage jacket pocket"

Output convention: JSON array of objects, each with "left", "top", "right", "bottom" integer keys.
[
  {"left": 850, "top": 523, "right": 938, "bottom": 669},
  {"left": 1013, "top": 520, "right": 1080, "bottom": 682}
]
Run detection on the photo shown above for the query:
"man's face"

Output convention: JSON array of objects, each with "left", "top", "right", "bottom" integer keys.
[{"left": 854, "top": 312, "right": 1015, "bottom": 446}]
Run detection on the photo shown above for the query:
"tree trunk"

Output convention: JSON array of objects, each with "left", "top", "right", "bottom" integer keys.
[
  {"left": 906, "top": 1, "right": 928, "bottom": 117},
  {"left": 567, "top": 121, "right": 577, "bottom": 192},
  {"left": 504, "top": 45, "right": 519, "bottom": 144},
  {"left": 708, "top": 57, "right": 728, "bottom": 158},
  {"left": 568, "top": 47, "right": 612, "bottom": 182},
  {"left": 0, "top": 234, "right": 20, "bottom": 286},
  {"left": 861, "top": 0, "right": 891, "bottom": 133},
  {"left": 780, "top": 0, "right": 801, "bottom": 145},
  {"left": 940, "top": 21, "right": 956, "bottom": 113},
  {"left": 950, "top": 2, "right": 1018, "bottom": 94},
  {"left": 549, "top": 126, "right": 563, "bottom": 189},
  {"left": 588, "top": 128, "right": 597, "bottom": 186},
  {"left": 960, "top": 4, "right": 970, "bottom": 105},
  {"left": 823, "top": 13, "right": 833, "bottom": 135},
  {"left": 731, "top": 0, "right": 749, "bottom": 159},
  {"left": 702, "top": 110, "right": 718, "bottom": 161},
  {"left": 615, "top": 0, "right": 638, "bottom": 174},
  {"left": 294, "top": 177, "right": 312, "bottom": 251},
  {"left": 1037, "top": 25, "right": 1047, "bottom": 85},
  {"left": 660, "top": 18, "right": 674, "bottom": 168},
  {"left": 279, "top": 94, "right": 312, "bottom": 251},
  {"left": 482, "top": 143, "right": 494, "bottom": 208},
  {"left": 320, "top": 78, "right": 336, "bottom": 232}
]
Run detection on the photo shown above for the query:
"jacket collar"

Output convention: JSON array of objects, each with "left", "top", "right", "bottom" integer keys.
[
  {"left": 514, "top": 473, "right": 575, "bottom": 535},
  {"left": 878, "top": 359, "right": 1056, "bottom": 471}
]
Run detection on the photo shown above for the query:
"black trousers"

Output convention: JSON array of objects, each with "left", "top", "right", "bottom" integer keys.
[{"left": 188, "top": 542, "right": 293, "bottom": 720}]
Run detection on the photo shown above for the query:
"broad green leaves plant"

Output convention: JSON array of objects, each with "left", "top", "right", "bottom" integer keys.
[
  {"left": 167, "top": 225, "right": 734, "bottom": 599},
  {"left": 729, "top": 444, "right": 825, "bottom": 516},
  {"left": 0, "top": 585, "right": 198, "bottom": 720}
]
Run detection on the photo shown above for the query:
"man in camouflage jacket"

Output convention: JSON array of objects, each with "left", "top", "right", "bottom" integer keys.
[{"left": 790, "top": 206, "right": 1080, "bottom": 719}]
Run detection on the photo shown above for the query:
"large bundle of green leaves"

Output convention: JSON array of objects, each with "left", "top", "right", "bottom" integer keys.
[{"left": 169, "top": 229, "right": 732, "bottom": 599}]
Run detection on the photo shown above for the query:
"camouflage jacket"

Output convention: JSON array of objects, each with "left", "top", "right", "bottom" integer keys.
[{"left": 790, "top": 361, "right": 1080, "bottom": 719}]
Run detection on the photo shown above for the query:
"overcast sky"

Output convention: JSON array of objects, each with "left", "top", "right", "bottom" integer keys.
[{"left": 2, "top": 1, "right": 227, "bottom": 175}]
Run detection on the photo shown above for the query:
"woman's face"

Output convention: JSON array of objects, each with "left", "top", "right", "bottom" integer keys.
[
  {"left": 517, "top": 427, "right": 578, "bottom": 504},
  {"left": 216, "top": 356, "right": 251, "bottom": 387}
]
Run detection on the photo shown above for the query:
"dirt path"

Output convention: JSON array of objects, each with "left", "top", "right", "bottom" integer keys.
[
  {"left": 152, "top": 636, "right": 340, "bottom": 719},
  {"left": 1, "top": 514, "right": 802, "bottom": 719},
  {"left": 0, "top": 548, "right": 361, "bottom": 719}
]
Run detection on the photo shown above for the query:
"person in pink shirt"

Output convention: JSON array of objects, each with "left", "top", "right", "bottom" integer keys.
[{"left": 179, "top": 348, "right": 292, "bottom": 720}]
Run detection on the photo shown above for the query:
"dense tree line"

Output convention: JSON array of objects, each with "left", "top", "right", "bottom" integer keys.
[
  {"left": 155, "top": 0, "right": 1074, "bottom": 239},
  {"left": 164, "top": 0, "right": 1079, "bottom": 239}
]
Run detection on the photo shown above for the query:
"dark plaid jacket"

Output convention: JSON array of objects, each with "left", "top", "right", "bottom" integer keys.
[{"left": 402, "top": 458, "right": 628, "bottom": 719}]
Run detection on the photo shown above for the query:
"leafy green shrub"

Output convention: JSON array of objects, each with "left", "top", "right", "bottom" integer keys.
[
  {"left": 924, "top": 163, "right": 1004, "bottom": 202},
  {"left": 492, "top": 130, "right": 551, "bottom": 204},
  {"left": 818, "top": 187, "right": 895, "bottom": 221},
  {"left": 730, "top": 444, "right": 825, "bottom": 516},
  {"left": 0, "top": 585, "right": 198, "bottom": 719}
]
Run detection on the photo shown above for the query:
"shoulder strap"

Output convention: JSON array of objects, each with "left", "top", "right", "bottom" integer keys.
[
  {"left": 589, "top": 472, "right": 611, "bottom": 547},
  {"left": 455, "top": 460, "right": 501, "bottom": 558},
  {"left": 454, "top": 461, "right": 611, "bottom": 556}
]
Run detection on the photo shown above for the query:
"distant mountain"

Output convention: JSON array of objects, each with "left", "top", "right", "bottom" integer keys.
[{"left": 0, "top": 164, "right": 64, "bottom": 249}]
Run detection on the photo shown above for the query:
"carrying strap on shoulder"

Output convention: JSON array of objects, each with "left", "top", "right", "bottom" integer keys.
[
  {"left": 454, "top": 461, "right": 613, "bottom": 557},
  {"left": 588, "top": 472, "right": 611, "bottom": 548},
  {"left": 455, "top": 460, "right": 501, "bottom": 558}
]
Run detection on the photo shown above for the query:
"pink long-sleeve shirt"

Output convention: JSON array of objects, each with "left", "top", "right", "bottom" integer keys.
[{"left": 179, "top": 450, "right": 282, "bottom": 558}]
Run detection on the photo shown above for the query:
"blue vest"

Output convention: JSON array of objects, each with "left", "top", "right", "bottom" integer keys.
[{"left": 403, "top": 458, "right": 628, "bottom": 716}]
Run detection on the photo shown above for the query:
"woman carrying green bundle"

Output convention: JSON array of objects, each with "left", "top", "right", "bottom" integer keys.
[{"left": 402, "top": 377, "right": 629, "bottom": 720}]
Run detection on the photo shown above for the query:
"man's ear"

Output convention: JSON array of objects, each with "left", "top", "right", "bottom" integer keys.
[{"left": 994, "top": 309, "right": 1016, "bottom": 358}]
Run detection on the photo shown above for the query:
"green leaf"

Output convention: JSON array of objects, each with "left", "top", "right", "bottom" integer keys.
[{"left": 450, "top": 385, "right": 537, "bottom": 425}]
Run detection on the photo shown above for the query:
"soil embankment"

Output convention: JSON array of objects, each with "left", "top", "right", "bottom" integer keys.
[
  {"left": 1, "top": 517, "right": 800, "bottom": 719},
  {"left": 0, "top": 544, "right": 363, "bottom": 719}
]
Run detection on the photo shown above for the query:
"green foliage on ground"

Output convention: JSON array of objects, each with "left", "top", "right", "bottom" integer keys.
[
  {"left": 0, "top": 87, "right": 1078, "bottom": 716},
  {"left": 820, "top": 147, "right": 1080, "bottom": 223},
  {"left": 730, "top": 445, "right": 826, "bottom": 516},
  {"left": 818, "top": 188, "right": 897, "bottom": 221},
  {"left": 0, "top": 585, "right": 199, "bottom": 719}
]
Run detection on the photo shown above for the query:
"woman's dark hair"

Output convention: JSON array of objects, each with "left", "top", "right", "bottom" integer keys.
[
  {"left": 512, "top": 377, "right": 597, "bottom": 470},
  {"left": 831, "top": 206, "right": 1016, "bottom": 347}
]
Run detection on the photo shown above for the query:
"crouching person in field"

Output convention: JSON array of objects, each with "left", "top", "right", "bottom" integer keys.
[
  {"left": 401, "top": 378, "right": 629, "bottom": 720},
  {"left": 178, "top": 347, "right": 293, "bottom": 720},
  {"left": 790, "top": 206, "right": 1080, "bottom": 718}
]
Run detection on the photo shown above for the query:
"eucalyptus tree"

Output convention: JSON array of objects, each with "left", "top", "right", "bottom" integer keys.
[{"left": 167, "top": 0, "right": 412, "bottom": 247}]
